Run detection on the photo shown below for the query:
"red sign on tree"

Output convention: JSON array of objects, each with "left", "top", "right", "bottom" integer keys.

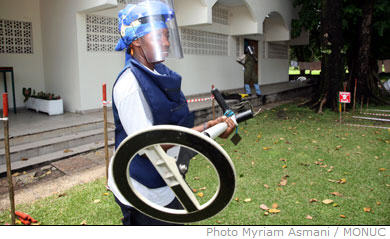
[{"left": 339, "top": 92, "right": 351, "bottom": 103}]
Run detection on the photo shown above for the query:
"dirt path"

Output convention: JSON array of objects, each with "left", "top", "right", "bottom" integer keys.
[
  {"left": 0, "top": 148, "right": 112, "bottom": 211},
  {"left": 0, "top": 164, "right": 105, "bottom": 211}
]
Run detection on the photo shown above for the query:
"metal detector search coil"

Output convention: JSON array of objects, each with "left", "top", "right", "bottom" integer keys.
[
  {"left": 109, "top": 87, "right": 254, "bottom": 223},
  {"left": 109, "top": 125, "right": 236, "bottom": 223}
]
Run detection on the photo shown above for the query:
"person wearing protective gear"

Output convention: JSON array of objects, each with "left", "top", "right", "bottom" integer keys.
[
  {"left": 237, "top": 46, "right": 264, "bottom": 103},
  {"left": 109, "top": 0, "right": 236, "bottom": 225}
]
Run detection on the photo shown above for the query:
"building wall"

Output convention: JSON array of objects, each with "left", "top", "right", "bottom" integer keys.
[
  {"left": 0, "top": 0, "right": 45, "bottom": 110},
  {"left": 230, "top": 5, "right": 259, "bottom": 35},
  {"left": 175, "top": 0, "right": 211, "bottom": 26},
  {"left": 167, "top": 21, "right": 243, "bottom": 94},
  {"left": 165, "top": 43, "right": 243, "bottom": 95},
  {"left": 76, "top": 0, "right": 294, "bottom": 110},
  {"left": 257, "top": 38, "right": 290, "bottom": 86},
  {"left": 77, "top": 4, "right": 243, "bottom": 111},
  {"left": 40, "top": 0, "right": 82, "bottom": 112},
  {"left": 260, "top": 55, "right": 290, "bottom": 85},
  {"left": 264, "top": 12, "right": 290, "bottom": 42},
  {"left": 249, "top": 0, "right": 293, "bottom": 86},
  {"left": 76, "top": 11, "right": 123, "bottom": 112},
  {"left": 247, "top": 0, "right": 296, "bottom": 30},
  {"left": 40, "top": 0, "right": 117, "bottom": 112},
  {"left": 1, "top": 0, "right": 296, "bottom": 112}
]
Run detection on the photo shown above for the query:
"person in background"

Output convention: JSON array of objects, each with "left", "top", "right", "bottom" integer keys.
[
  {"left": 237, "top": 46, "right": 265, "bottom": 104},
  {"left": 108, "top": 0, "right": 235, "bottom": 225}
]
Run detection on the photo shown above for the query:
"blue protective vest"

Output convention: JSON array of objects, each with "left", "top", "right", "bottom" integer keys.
[{"left": 112, "top": 54, "right": 194, "bottom": 188}]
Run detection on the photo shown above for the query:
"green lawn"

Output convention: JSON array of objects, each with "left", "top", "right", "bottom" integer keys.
[
  {"left": 380, "top": 73, "right": 390, "bottom": 83},
  {"left": 1, "top": 103, "right": 389, "bottom": 225},
  {"left": 289, "top": 67, "right": 321, "bottom": 75}
]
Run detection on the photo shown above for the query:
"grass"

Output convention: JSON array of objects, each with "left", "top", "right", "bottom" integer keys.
[
  {"left": 289, "top": 67, "right": 321, "bottom": 75},
  {"left": 1, "top": 178, "right": 123, "bottom": 225},
  {"left": 1, "top": 103, "right": 389, "bottom": 225},
  {"left": 380, "top": 72, "right": 390, "bottom": 83}
]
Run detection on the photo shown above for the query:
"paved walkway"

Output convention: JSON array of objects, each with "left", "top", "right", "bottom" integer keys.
[{"left": 0, "top": 109, "right": 114, "bottom": 139}]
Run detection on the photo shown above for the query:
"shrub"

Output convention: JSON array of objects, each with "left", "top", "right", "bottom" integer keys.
[{"left": 23, "top": 88, "right": 61, "bottom": 101}]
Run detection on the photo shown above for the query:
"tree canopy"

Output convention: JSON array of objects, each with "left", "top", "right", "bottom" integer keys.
[{"left": 291, "top": 0, "right": 390, "bottom": 110}]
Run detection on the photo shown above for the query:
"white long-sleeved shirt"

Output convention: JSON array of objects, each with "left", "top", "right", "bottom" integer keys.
[{"left": 108, "top": 67, "right": 175, "bottom": 207}]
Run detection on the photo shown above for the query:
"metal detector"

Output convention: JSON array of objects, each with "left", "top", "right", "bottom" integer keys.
[{"left": 109, "top": 88, "right": 253, "bottom": 223}]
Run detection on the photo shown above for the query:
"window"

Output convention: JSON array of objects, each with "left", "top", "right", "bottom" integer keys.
[
  {"left": 180, "top": 28, "right": 228, "bottom": 56},
  {"left": 212, "top": 3, "right": 229, "bottom": 25},
  {"left": 235, "top": 37, "right": 242, "bottom": 57},
  {"left": 0, "top": 19, "right": 33, "bottom": 54},
  {"left": 266, "top": 42, "right": 288, "bottom": 59},
  {"left": 86, "top": 15, "right": 119, "bottom": 52}
]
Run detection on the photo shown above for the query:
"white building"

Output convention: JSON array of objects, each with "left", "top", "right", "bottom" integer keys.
[{"left": 0, "top": 0, "right": 307, "bottom": 113}]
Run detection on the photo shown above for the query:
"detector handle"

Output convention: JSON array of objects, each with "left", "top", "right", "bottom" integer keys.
[
  {"left": 211, "top": 88, "right": 230, "bottom": 113},
  {"left": 211, "top": 88, "right": 254, "bottom": 123},
  {"left": 203, "top": 109, "right": 253, "bottom": 139},
  {"left": 203, "top": 121, "right": 229, "bottom": 139},
  {"left": 235, "top": 109, "right": 253, "bottom": 123}
]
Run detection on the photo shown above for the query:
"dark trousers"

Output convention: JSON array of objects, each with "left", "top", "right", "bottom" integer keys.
[{"left": 114, "top": 196, "right": 183, "bottom": 225}]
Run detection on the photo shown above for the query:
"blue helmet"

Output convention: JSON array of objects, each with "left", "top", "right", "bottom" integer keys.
[{"left": 115, "top": 1, "right": 175, "bottom": 51}]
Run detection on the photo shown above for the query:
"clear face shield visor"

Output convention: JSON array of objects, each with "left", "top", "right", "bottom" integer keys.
[
  {"left": 246, "top": 46, "right": 254, "bottom": 56},
  {"left": 136, "top": 0, "right": 183, "bottom": 63}
]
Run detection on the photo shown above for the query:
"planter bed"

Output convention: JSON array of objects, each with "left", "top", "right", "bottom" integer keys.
[{"left": 26, "top": 97, "right": 63, "bottom": 115}]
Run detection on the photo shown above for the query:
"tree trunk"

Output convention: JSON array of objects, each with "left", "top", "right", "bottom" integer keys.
[
  {"left": 294, "top": 46, "right": 308, "bottom": 75},
  {"left": 313, "top": 0, "right": 344, "bottom": 111},
  {"left": 349, "top": 0, "right": 390, "bottom": 105},
  {"left": 355, "top": 0, "right": 374, "bottom": 97}
]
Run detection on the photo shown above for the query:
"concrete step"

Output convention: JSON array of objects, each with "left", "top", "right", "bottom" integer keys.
[
  {"left": 0, "top": 140, "right": 114, "bottom": 174},
  {"left": 0, "top": 128, "right": 114, "bottom": 163},
  {"left": 0, "top": 121, "right": 113, "bottom": 148}
]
